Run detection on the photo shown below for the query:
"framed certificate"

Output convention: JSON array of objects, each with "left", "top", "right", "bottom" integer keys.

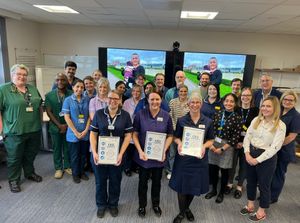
[
  {"left": 144, "top": 131, "right": 166, "bottom": 161},
  {"left": 98, "top": 136, "right": 120, "bottom": 165},
  {"left": 182, "top": 127, "right": 205, "bottom": 158}
]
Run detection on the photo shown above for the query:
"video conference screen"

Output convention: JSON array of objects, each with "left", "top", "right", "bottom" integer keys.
[
  {"left": 107, "top": 48, "right": 166, "bottom": 88},
  {"left": 183, "top": 52, "right": 247, "bottom": 97}
]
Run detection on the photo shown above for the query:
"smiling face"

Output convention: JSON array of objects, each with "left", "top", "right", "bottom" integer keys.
[
  {"left": 84, "top": 79, "right": 95, "bottom": 92},
  {"left": 144, "top": 84, "right": 154, "bottom": 95},
  {"left": 131, "top": 54, "right": 140, "bottom": 66},
  {"left": 108, "top": 91, "right": 121, "bottom": 110},
  {"left": 65, "top": 66, "right": 76, "bottom": 80},
  {"left": 155, "top": 74, "right": 165, "bottom": 88},
  {"left": 135, "top": 75, "right": 145, "bottom": 86},
  {"left": 188, "top": 98, "right": 202, "bottom": 113},
  {"left": 260, "top": 99, "right": 274, "bottom": 118},
  {"left": 72, "top": 81, "right": 84, "bottom": 96},
  {"left": 11, "top": 67, "right": 28, "bottom": 87},
  {"left": 132, "top": 86, "right": 142, "bottom": 100},
  {"left": 92, "top": 70, "right": 102, "bottom": 82},
  {"left": 200, "top": 74, "right": 210, "bottom": 87},
  {"left": 241, "top": 89, "right": 252, "bottom": 105},
  {"left": 282, "top": 94, "right": 296, "bottom": 110},
  {"left": 223, "top": 95, "right": 236, "bottom": 112},
  {"left": 175, "top": 71, "right": 186, "bottom": 86},
  {"left": 231, "top": 80, "right": 242, "bottom": 94},
  {"left": 208, "top": 85, "right": 217, "bottom": 98},
  {"left": 98, "top": 84, "right": 108, "bottom": 96},
  {"left": 260, "top": 75, "right": 273, "bottom": 92},
  {"left": 56, "top": 74, "right": 68, "bottom": 90},
  {"left": 116, "top": 83, "right": 126, "bottom": 94},
  {"left": 148, "top": 92, "right": 162, "bottom": 111},
  {"left": 178, "top": 87, "right": 188, "bottom": 100},
  {"left": 209, "top": 58, "right": 217, "bottom": 70}
]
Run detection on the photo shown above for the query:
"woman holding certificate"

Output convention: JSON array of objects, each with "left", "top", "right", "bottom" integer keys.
[
  {"left": 133, "top": 90, "right": 173, "bottom": 218},
  {"left": 240, "top": 96, "right": 286, "bottom": 222},
  {"left": 90, "top": 90, "right": 133, "bottom": 219},
  {"left": 169, "top": 91, "right": 214, "bottom": 223},
  {"left": 205, "top": 93, "right": 242, "bottom": 204}
]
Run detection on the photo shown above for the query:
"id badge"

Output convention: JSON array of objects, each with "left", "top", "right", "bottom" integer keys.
[
  {"left": 108, "top": 125, "right": 115, "bottom": 130},
  {"left": 157, "top": 117, "right": 163, "bottom": 122},
  {"left": 241, "top": 131, "right": 246, "bottom": 136},
  {"left": 242, "top": 125, "right": 248, "bottom": 131},
  {"left": 26, "top": 106, "right": 33, "bottom": 112},
  {"left": 78, "top": 114, "right": 84, "bottom": 124},
  {"left": 215, "top": 136, "right": 222, "bottom": 143}
]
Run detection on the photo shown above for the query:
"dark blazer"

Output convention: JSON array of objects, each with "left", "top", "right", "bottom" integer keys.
[{"left": 254, "top": 88, "right": 282, "bottom": 108}]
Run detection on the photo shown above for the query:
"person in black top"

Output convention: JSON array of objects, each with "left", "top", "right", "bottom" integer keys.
[
  {"left": 205, "top": 93, "right": 242, "bottom": 203},
  {"left": 225, "top": 87, "right": 259, "bottom": 198}
]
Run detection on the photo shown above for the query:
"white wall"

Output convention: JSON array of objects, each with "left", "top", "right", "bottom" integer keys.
[{"left": 5, "top": 19, "right": 300, "bottom": 88}]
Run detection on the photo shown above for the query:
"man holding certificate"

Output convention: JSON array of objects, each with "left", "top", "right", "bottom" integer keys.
[
  {"left": 90, "top": 90, "right": 133, "bottom": 219},
  {"left": 169, "top": 91, "right": 214, "bottom": 223},
  {"left": 133, "top": 90, "right": 173, "bottom": 218}
]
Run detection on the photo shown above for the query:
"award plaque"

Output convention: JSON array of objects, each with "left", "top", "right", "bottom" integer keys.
[
  {"left": 98, "top": 136, "right": 120, "bottom": 165},
  {"left": 182, "top": 127, "right": 205, "bottom": 158},
  {"left": 144, "top": 131, "right": 166, "bottom": 161}
]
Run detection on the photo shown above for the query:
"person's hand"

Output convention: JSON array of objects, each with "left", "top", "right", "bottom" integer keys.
[
  {"left": 58, "top": 124, "right": 67, "bottom": 133},
  {"left": 236, "top": 142, "right": 243, "bottom": 149},
  {"left": 115, "top": 154, "right": 123, "bottom": 166},
  {"left": 161, "top": 151, "right": 166, "bottom": 162},
  {"left": 178, "top": 143, "right": 184, "bottom": 156},
  {"left": 74, "top": 130, "right": 81, "bottom": 139},
  {"left": 139, "top": 151, "right": 148, "bottom": 161},
  {"left": 92, "top": 152, "right": 99, "bottom": 165},
  {"left": 214, "top": 148, "right": 222, "bottom": 155},
  {"left": 200, "top": 147, "right": 206, "bottom": 158},
  {"left": 209, "top": 145, "right": 216, "bottom": 153}
]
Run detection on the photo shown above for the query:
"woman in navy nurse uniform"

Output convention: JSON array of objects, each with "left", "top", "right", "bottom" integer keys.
[
  {"left": 271, "top": 90, "right": 300, "bottom": 203},
  {"left": 169, "top": 91, "right": 214, "bottom": 223}
]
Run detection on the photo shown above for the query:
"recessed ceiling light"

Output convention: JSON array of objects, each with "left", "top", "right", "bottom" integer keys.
[
  {"left": 33, "top": 5, "right": 79, "bottom": 14},
  {"left": 181, "top": 11, "right": 218, "bottom": 20}
]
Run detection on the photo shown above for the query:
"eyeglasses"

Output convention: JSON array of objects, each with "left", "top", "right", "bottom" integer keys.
[
  {"left": 108, "top": 97, "right": 120, "bottom": 101},
  {"left": 283, "top": 98, "right": 295, "bottom": 102},
  {"left": 241, "top": 94, "right": 252, "bottom": 97},
  {"left": 16, "top": 73, "right": 28, "bottom": 77}
]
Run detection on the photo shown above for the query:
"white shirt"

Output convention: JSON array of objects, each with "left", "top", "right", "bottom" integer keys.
[{"left": 243, "top": 117, "right": 286, "bottom": 163}]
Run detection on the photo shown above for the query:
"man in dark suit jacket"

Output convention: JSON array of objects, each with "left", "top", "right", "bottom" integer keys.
[{"left": 254, "top": 74, "right": 282, "bottom": 108}]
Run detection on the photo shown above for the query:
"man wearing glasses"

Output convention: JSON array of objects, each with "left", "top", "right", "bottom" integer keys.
[{"left": 254, "top": 74, "right": 282, "bottom": 108}]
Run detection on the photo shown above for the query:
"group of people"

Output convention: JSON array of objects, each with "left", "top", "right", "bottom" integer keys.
[{"left": 0, "top": 61, "right": 299, "bottom": 223}]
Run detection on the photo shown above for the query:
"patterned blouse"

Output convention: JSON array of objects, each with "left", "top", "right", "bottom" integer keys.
[{"left": 213, "top": 110, "right": 242, "bottom": 147}]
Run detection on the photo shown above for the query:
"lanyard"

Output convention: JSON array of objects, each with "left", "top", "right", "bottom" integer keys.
[
  {"left": 218, "top": 111, "right": 233, "bottom": 136},
  {"left": 76, "top": 98, "right": 84, "bottom": 115},
  {"left": 11, "top": 84, "right": 31, "bottom": 106},
  {"left": 56, "top": 89, "right": 66, "bottom": 105},
  {"left": 241, "top": 108, "right": 250, "bottom": 123},
  {"left": 107, "top": 112, "right": 118, "bottom": 136}
]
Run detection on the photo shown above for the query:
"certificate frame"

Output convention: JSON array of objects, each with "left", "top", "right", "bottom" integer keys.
[
  {"left": 144, "top": 131, "right": 166, "bottom": 161},
  {"left": 181, "top": 127, "right": 205, "bottom": 158},
  {"left": 98, "top": 136, "right": 120, "bottom": 165}
]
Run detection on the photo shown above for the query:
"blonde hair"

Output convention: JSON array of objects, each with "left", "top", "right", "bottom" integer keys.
[
  {"left": 253, "top": 96, "right": 281, "bottom": 132},
  {"left": 280, "top": 90, "right": 298, "bottom": 104},
  {"left": 10, "top": 64, "right": 29, "bottom": 75},
  {"left": 188, "top": 90, "right": 202, "bottom": 103},
  {"left": 96, "top": 77, "right": 111, "bottom": 96}
]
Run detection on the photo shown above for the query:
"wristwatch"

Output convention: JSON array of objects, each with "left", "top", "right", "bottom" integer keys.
[{"left": 220, "top": 147, "right": 225, "bottom": 152}]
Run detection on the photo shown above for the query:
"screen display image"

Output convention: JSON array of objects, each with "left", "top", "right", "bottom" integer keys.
[
  {"left": 107, "top": 48, "right": 166, "bottom": 88},
  {"left": 183, "top": 52, "right": 247, "bottom": 97}
]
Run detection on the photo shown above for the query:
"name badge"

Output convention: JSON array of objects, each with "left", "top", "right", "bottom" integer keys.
[
  {"left": 78, "top": 114, "right": 84, "bottom": 124},
  {"left": 215, "top": 136, "right": 222, "bottom": 143},
  {"left": 242, "top": 125, "right": 248, "bottom": 131},
  {"left": 26, "top": 106, "right": 33, "bottom": 112},
  {"left": 215, "top": 106, "right": 221, "bottom": 110},
  {"left": 198, "top": 124, "right": 205, "bottom": 129},
  {"left": 108, "top": 125, "right": 115, "bottom": 130},
  {"left": 157, "top": 117, "right": 163, "bottom": 122},
  {"left": 241, "top": 131, "right": 246, "bottom": 136}
]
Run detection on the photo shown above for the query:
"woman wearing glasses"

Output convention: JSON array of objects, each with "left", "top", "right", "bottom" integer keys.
[
  {"left": 270, "top": 91, "right": 300, "bottom": 203},
  {"left": 90, "top": 90, "right": 133, "bottom": 218}
]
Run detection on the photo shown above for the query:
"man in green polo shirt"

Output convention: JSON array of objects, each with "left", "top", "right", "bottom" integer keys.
[
  {"left": 45, "top": 73, "right": 72, "bottom": 179},
  {"left": 0, "top": 64, "right": 43, "bottom": 193}
]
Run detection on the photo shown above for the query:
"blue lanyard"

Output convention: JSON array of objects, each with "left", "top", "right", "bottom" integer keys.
[
  {"left": 76, "top": 98, "right": 84, "bottom": 115},
  {"left": 218, "top": 111, "right": 233, "bottom": 136},
  {"left": 241, "top": 108, "right": 250, "bottom": 123}
]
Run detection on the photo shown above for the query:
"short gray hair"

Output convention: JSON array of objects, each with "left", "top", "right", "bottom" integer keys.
[{"left": 10, "top": 64, "right": 29, "bottom": 75}]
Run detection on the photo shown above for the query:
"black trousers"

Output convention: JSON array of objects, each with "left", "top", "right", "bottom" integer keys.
[
  {"left": 246, "top": 147, "right": 277, "bottom": 208},
  {"left": 209, "top": 164, "right": 229, "bottom": 194},
  {"left": 228, "top": 148, "right": 247, "bottom": 186},
  {"left": 138, "top": 166, "right": 163, "bottom": 208}
]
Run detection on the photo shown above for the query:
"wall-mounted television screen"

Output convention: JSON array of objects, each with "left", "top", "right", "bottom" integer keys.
[
  {"left": 104, "top": 47, "right": 166, "bottom": 88},
  {"left": 183, "top": 52, "right": 255, "bottom": 97}
]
